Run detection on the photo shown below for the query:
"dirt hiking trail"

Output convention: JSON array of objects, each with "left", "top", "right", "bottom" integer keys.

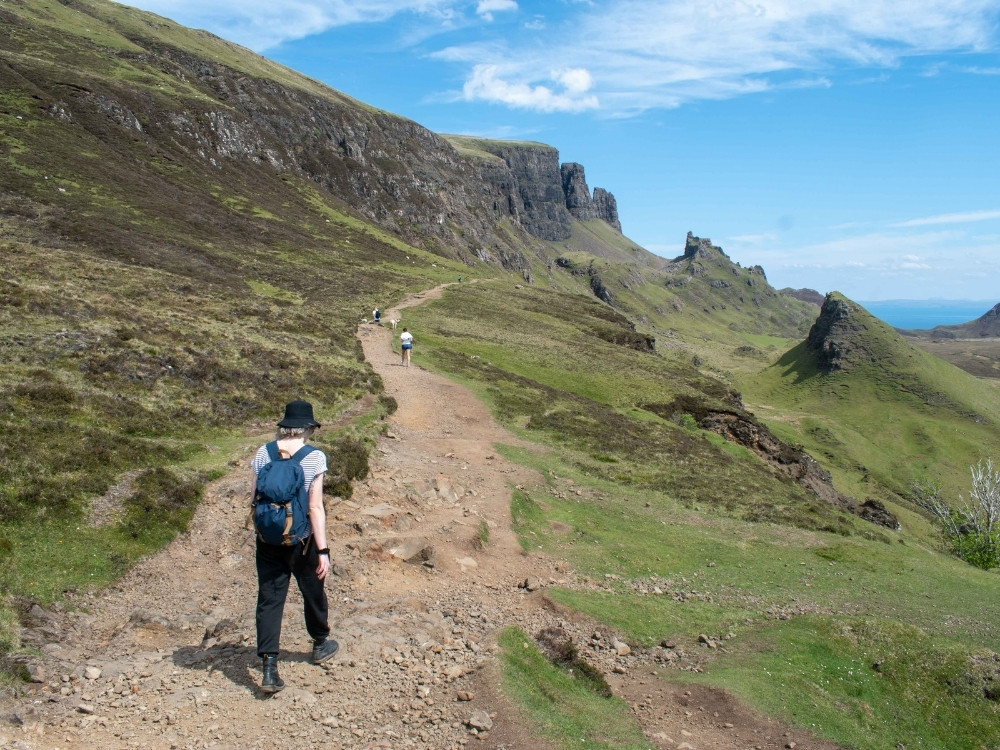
[{"left": 1, "top": 285, "right": 840, "bottom": 750}]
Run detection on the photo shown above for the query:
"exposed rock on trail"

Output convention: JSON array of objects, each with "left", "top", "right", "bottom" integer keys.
[{"left": 1, "top": 286, "right": 842, "bottom": 750}]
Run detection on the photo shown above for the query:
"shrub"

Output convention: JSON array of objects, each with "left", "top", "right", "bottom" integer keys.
[
  {"left": 378, "top": 394, "right": 398, "bottom": 415},
  {"left": 323, "top": 437, "right": 371, "bottom": 499},
  {"left": 914, "top": 459, "right": 1000, "bottom": 570},
  {"left": 122, "top": 468, "right": 203, "bottom": 542}
]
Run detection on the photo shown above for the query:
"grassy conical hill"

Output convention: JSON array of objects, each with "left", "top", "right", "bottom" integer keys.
[
  {"left": 546, "top": 233, "right": 818, "bottom": 376},
  {"left": 744, "top": 292, "right": 1000, "bottom": 503}
]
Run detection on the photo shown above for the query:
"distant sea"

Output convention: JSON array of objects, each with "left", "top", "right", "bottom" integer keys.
[{"left": 858, "top": 300, "right": 996, "bottom": 330}]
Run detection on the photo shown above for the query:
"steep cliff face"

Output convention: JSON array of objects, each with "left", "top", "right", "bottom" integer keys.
[
  {"left": 96, "top": 46, "right": 535, "bottom": 264},
  {"left": 480, "top": 143, "right": 572, "bottom": 241},
  {"left": 0, "top": 1, "right": 629, "bottom": 276},
  {"left": 592, "top": 188, "right": 622, "bottom": 232},
  {"left": 561, "top": 163, "right": 621, "bottom": 232}
]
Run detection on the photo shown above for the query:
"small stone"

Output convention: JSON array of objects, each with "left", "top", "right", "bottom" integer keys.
[
  {"left": 84, "top": 666, "right": 102, "bottom": 681},
  {"left": 26, "top": 664, "right": 46, "bottom": 683},
  {"left": 467, "top": 709, "right": 493, "bottom": 731},
  {"left": 456, "top": 691, "right": 475, "bottom": 701}
]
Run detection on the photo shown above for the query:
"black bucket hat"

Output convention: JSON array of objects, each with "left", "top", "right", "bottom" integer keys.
[{"left": 277, "top": 399, "right": 321, "bottom": 428}]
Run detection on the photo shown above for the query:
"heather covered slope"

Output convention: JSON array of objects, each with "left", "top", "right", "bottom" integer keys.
[{"left": 4, "top": 1, "right": 1000, "bottom": 748}]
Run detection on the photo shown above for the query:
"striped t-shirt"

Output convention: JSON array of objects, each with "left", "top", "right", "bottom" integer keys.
[{"left": 251, "top": 444, "right": 328, "bottom": 492}]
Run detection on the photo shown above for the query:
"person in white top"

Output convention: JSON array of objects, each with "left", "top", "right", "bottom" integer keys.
[{"left": 399, "top": 328, "right": 413, "bottom": 367}]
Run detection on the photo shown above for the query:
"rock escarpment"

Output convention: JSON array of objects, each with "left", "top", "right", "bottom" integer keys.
[
  {"left": 482, "top": 143, "right": 572, "bottom": 241},
  {"left": 806, "top": 294, "right": 875, "bottom": 373},
  {"left": 560, "top": 162, "right": 621, "bottom": 231},
  {"left": 648, "top": 396, "right": 899, "bottom": 530},
  {"left": 4, "top": 1, "right": 623, "bottom": 275},
  {"left": 681, "top": 233, "right": 727, "bottom": 261}
]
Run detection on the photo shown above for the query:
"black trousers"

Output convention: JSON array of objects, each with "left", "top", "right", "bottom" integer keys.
[{"left": 255, "top": 538, "right": 330, "bottom": 657}]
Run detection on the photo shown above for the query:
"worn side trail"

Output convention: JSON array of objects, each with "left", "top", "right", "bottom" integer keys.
[{"left": 1, "top": 285, "right": 840, "bottom": 750}]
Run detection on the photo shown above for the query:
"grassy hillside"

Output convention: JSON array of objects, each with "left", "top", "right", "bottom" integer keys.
[
  {"left": 742, "top": 294, "right": 1000, "bottom": 506},
  {"left": 4, "top": 1, "right": 1000, "bottom": 748},
  {"left": 404, "top": 281, "right": 1000, "bottom": 749},
  {"left": 0, "top": 0, "right": 485, "bottom": 631}
]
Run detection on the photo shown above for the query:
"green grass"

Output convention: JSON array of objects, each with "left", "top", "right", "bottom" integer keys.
[
  {"left": 741, "top": 306, "right": 1000, "bottom": 503},
  {"left": 498, "top": 627, "right": 652, "bottom": 749},
  {"left": 686, "top": 617, "right": 1000, "bottom": 750},
  {"left": 404, "top": 282, "right": 861, "bottom": 534},
  {"left": 500, "top": 441, "right": 1000, "bottom": 747},
  {"left": 403, "top": 282, "right": 1000, "bottom": 749}
]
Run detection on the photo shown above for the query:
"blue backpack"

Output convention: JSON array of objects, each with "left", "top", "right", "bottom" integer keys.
[{"left": 252, "top": 442, "right": 316, "bottom": 546}]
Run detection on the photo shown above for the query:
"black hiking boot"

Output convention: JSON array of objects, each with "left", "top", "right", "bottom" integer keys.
[
  {"left": 261, "top": 654, "right": 284, "bottom": 694},
  {"left": 312, "top": 638, "right": 339, "bottom": 664}
]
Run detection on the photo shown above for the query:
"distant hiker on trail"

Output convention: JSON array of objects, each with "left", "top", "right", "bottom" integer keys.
[
  {"left": 400, "top": 327, "right": 413, "bottom": 367},
  {"left": 250, "top": 399, "right": 338, "bottom": 694},
  {"left": 372, "top": 306, "right": 381, "bottom": 325}
]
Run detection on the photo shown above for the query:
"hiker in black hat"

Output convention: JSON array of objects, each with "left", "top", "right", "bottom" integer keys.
[{"left": 249, "top": 399, "right": 338, "bottom": 694}]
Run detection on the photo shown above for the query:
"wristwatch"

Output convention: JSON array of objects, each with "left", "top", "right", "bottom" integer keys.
[{"left": 317, "top": 548, "right": 330, "bottom": 556}]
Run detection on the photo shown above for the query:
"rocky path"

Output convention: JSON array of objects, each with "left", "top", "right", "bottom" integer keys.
[{"left": 0, "top": 285, "right": 840, "bottom": 750}]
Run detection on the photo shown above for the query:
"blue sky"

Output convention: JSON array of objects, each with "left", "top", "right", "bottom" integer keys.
[{"left": 118, "top": 0, "right": 1000, "bottom": 302}]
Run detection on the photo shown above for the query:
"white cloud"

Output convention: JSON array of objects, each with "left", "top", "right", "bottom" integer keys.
[
  {"left": 462, "top": 64, "right": 599, "bottom": 112},
  {"left": 450, "top": 0, "right": 1000, "bottom": 114},
  {"left": 118, "top": 0, "right": 1000, "bottom": 114},
  {"left": 552, "top": 68, "right": 593, "bottom": 94},
  {"left": 735, "top": 227, "right": 1000, "bottom": 299},
  {"left": 476, "top": 0, "right": 517, "bottom": 21},
  {"left": 891, "top": 209, "right": 1000, "bottom": 227}
]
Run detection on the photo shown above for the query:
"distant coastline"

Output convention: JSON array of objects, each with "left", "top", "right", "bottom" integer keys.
[{"left": 858, "top": 300, "right": 996, "bottom": 331}]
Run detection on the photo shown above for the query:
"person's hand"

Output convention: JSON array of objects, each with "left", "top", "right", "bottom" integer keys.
[{"left": 316, "top": 552, "right": 331, "bottom": 580}]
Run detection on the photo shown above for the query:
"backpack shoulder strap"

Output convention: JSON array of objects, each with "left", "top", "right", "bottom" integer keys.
[
  {"left": 264, "top": 441, "right": 280, "bottom": 462},
  {"left": 290, "top": 444, "right": 317, "bottom": 465}
]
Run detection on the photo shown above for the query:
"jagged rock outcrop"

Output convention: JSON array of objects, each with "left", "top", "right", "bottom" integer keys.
[
  {"left": 648, "top": 396, "right": 899, "bottom": 530},
  {"left": 806, "top": 294, "right": 875, "bottom": 373},
  {"left": 561, "top": 162, "right": 599, "bottom": 221},
  {"left": 560, "top": 163, "right": 621, "bottom": 232},
  {"left": 592, "top": 188, "right": 622, "bottom": 232},
  {"left": 589, "top": 269, "right": 615, "bottom": 305},
  {"left": 682, "top": 232, "right": 727, "bottom": 261}
]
